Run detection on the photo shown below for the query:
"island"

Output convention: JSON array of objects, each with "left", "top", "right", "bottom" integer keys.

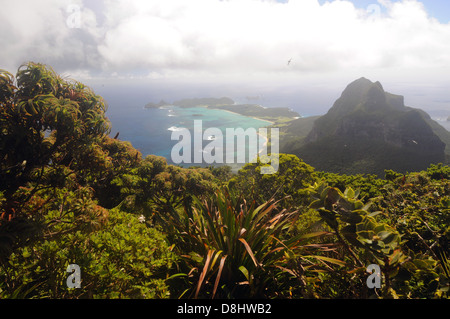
[
  {"left": 145, "top": 97, "right": 301, "bottom": 124},
  {"left": 144, "top": 100, "right": 172, "bottom": 108},
  {"left": 173, "top": 97, "right": 234, "bottom": 108},
  {"left": 212, "top": 103, "right": 300, "bottom": 124}
]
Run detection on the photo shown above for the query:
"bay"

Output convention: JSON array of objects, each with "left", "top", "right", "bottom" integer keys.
[{"left": 105, "top": 99, "right": 271, "bottom": 169}]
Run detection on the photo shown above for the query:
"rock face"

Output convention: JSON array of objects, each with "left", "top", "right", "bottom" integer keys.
[{"left": 296, "top": 77, "right": 446, "bottom": 176}]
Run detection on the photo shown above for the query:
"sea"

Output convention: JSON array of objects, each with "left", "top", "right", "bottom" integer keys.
[
  {"left": 99, "top": 85, "right": 450, "bottom": 170},
  {"left": 432, "top": 117, "right": 450, "bottom": 132},
  {"left": 103, "top": 95, "right": 272, "bottom": 169}
]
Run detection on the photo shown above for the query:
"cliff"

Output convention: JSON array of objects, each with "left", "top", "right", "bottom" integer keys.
[{"left": 282, "top": 78, "right": 449, "bottom": 176}]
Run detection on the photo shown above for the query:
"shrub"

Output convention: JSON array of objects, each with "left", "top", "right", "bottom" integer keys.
[
  {"left": 0, "top": 209, "right": 176, "bottom": 298},
  {"left": 166, "top": 187, "right": 339, "bottom": 299}
]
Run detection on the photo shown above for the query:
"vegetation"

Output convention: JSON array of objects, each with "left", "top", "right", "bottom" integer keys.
[
  {"left": 146, "top": 96, "right": 300, "bottom": 124},
  {"left": 0, "top": 63, "right": 449, "bottom": 299},
  {"left": 212, "top": 103, "right": 300, "bottom": 124},
  {"left": 280, "top": 78, "right": 450, "bottom": 176},
  {"left": 173, "top": 97, "right": 235, "bottom": 108}
]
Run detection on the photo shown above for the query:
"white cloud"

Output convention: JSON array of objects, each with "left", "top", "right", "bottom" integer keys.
[
  {"left": 94, "top": 0, "right": 450, "bottom": 83},
  {"left": 0, "top": 0, "right": 99, "bottom": 72},
  {"left": 1, "top": 0, "right": 450, "bottom": 89}
]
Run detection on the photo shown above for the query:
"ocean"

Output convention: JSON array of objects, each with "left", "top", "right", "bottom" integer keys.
[
  {"left": 104, "top": 96, "right": 271, "bottom": 169},
  {"left": 100, "top": 85, "right": 450, "bottom": 170},
  {"left": 433, "top": 117, "right": 450, "bottom": 132}
]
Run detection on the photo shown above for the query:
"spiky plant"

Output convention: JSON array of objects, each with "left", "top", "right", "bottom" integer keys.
[{"left": 168, "top": 186, "right": 338, "bottom": 299}]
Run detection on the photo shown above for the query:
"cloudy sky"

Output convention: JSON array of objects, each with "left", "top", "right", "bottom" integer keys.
[{"left": 1, "top": 0, "right": 450, "bottom": 114}]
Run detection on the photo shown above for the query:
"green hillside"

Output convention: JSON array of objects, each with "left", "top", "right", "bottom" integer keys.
[{"left": 281, "top": 78, "right": 450, "bottom": 176}]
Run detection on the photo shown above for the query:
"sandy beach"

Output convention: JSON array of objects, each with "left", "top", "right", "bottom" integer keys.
[{"left": 220, "top": 109, "right": 275, "bottom": 126}]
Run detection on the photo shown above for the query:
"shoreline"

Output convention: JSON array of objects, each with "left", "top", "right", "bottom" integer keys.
[
  {"left": 217, "top": 108, "right": 275, "bottom": 126},
  {"left": 159, "top": 104, "right": 278, "bottom": 126},
  {"left": 173, "top": 104, "right": 276, "bottom": 126}
]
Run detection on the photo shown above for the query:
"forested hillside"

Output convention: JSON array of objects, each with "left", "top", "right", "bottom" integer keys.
[
  {"left": 1, "top": 63, "right": 449, "bottom": 299},
  {"left": 280, "top": 78, "right": 450, "bottom": 176}
]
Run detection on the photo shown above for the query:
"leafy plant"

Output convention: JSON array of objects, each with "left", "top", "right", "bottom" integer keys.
[
  {"left": 0, "top": 210, "right": 176, "bottom": 299},
  {"left": 168, "top": 186, "right": 337, "bottom": 299},
  {"left": 228, "top": 153, "right": 317, "bottom": 208},
  {"left": 309, "top": 183, "right": 407, "bottom": 297}
]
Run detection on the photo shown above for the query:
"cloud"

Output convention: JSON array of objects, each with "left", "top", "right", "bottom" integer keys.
[
  {"left": 0, "top": 0, "right": 101, "bottom": 73},
  {"left": 94, "top": 0, "right": 450, "bottom": 83},
  {"left": 1, "top": 0, "right": 450, "bottom": 87}
]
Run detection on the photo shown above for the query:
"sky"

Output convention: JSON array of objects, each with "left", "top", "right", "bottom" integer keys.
[{"left": 1, "top": 0, "right": 450, "bottom": 115}]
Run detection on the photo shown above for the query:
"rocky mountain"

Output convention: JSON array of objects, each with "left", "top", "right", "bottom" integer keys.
[{"left": 281, "top": 77, "right": 450, "bottom": 176}]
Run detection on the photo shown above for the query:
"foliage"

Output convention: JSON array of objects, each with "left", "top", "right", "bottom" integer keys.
[
  {"left": 1, "top": 62, "right": 449, "bottom": 299},
  {"left": 1, "top": 63, "right": 110, "bottom": 196},
  {"left": 166, "top": 187, "right": 338, "bottom": 299},
  {"left": 112, "top": 155, "right": 219, "bottom": 225},
  {"left": 206, "top": 165, "right": 234, "bottom": 184},
  {"left": 317, "top": 171, "right": 387, "bottom": 199},
  {"left": 426, "top": 163, "right": 450, "bottom": 180},
  {"left": 308, "top": 175, "right": 449, "bottom": 298},
  {"left": 1, "top": 63, "right": 112, "bottom": 257},
  {"left": 0, "top": 210, "right": 176, "bottom": 298},
  {"left": 228, "top": 154, "right": 317, "bottom": 209}
]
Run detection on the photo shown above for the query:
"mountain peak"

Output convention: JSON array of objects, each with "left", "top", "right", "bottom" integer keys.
[
  {"left": 324, "top": 78, "right": 406, "bottom": 119},
  {"left": 294, "top": 78, "right": 446, "bottom": 175},
  {"left": 343, "top": 77, "right": 382, "bottom": 94}
]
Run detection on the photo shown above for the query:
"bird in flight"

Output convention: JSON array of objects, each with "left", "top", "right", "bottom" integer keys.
[{"left": 287, "top": 58, "right": 292, "bottom": 66}]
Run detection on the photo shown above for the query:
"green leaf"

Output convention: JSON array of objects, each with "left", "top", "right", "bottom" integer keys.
[
  {"left": 309, "top": 255, "right": 347, "bottom": 267},
  {"left": 22, "top": 248, "right": 31, "bottom": 258},
  {"left": 344, "top": 188, "right": 355, "bottom": 198},
  {"left": 378, "top": 231, "right": 398, "bottom": 246},
  {"left": 166, "top": 273, "right": 187, "bottom": 280},
  {"left": 239, "top": 265, "right": 250, "bottom": 281},
  {"left": 357, "top": 230, "right": 375, "bottom": 240}
]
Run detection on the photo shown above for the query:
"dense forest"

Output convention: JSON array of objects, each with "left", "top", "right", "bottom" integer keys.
[{"left": 0, "top": 63, "right": 449, "bottom": 299}]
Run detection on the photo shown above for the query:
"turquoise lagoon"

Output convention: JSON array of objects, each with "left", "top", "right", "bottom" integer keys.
[{"left": 106, "top": 102, "right": 272, "bottom": 169}]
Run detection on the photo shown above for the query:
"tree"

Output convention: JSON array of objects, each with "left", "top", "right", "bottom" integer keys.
[
  {"left": 0, "top": 62, "right": 118, "bottom": 261},
  {"left": 113, "top": 155, "right": 219, "bottom": 225},
  {"left": 228, "top": 154, "right": 317, "bottom": 208},
  {"left": 0, "top": 63, "right": 110, "bottom": 200}
]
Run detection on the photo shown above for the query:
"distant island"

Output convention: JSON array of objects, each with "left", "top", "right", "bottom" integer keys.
[
  {"left": 145, "top": 97, "right": 301, "bottom": 124},
  {"left": 173, "top": 97, "right": 234, "bottom": 108},
  {"left": 144, "top": 100, "right": 172, "bottom": 108}
]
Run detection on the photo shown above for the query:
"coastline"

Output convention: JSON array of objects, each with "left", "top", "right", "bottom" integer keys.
[
  {"left": 216, "top": 108, "right": 273, "bottom": 156},
  {"left": 219, "top": 108, "right": 275, "bottom": 126},
  {"left": 207, "top": 106, "right": 272, "bottom": 158},
  {"left": 183, "top": 105, "right": 272, "bottom": 161},
  {"left": 157, "top": 104, "right": 277, "bottom": 126}
]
